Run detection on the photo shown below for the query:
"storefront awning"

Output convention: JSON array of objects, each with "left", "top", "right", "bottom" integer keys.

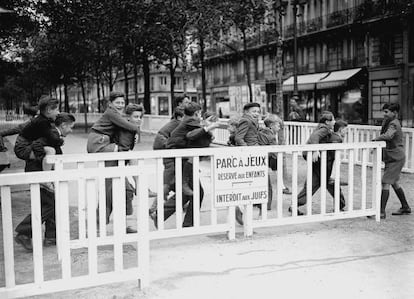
[
  {"left": 316, "top": 68, "right": 362, "bottom": 89},
  {"left": 282, "top": 72, "right": 329, "bottom": 91}
]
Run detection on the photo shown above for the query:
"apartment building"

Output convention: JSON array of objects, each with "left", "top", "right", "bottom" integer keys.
[{"left": 204, "top": 0, "right": 414, "bottom": 126}]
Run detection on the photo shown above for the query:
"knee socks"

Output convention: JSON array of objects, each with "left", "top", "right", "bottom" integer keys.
[
  {"left": 393, "top": 187, "right": 410, "bottom": 209},
  {"left": 380, "top": 190, "right": 389, "bottom": 214}
]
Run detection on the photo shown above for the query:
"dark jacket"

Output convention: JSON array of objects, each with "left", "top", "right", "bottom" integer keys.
[
  {"left": 303, "top": 123, "right": 332, "bottom": 160},
  {"left": 166, "top": 116, "right": 213, "bottom": 149},
  {"left": 153, "top": 119, "right": 181, "bottom": 150},
  {"left": 258, "top": 127, "right": 278, "bottom": 171},
  {"left": 90, "top": 106, "right": 139, "bottom": 138},
  {"left": 374, "top": 118, "right": 405, "bottom": 163},
  {"left": 19, "top": 114, "right": 63, "bottom": 147},
  {"left": 113, "top": 128, "right": 136, "bottom": 152},
  {"left": 234, "top": 114, "right": 259, "bottom": 146}
]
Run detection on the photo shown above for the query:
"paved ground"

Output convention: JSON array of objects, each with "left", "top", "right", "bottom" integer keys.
[{"left": 1, "top": 130, "right": 414, "bottom": 299}]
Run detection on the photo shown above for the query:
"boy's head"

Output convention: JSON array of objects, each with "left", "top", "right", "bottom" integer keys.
[
  {"left": 264, "top": 114, "right": 282, "bottom": 133},
  {"left": 109, "top": 92, "right": 125, "bottom": 113},
  {"left": 55, "top": 113, "right": 76, "bottom": 137},
  {"left": 184, "top": 102, "right": 202, "bottom": 118},
  {"left": 243, "top": 102, "right": 261, "bottom": 119},
  {"left": 125, "top": 104, "right": 144, "bottom": 124},
  {"left": 334, "top": 119, "right": 348, "bottom": 138},
  {"left": 382, "top": 103, "right": 399, "bottom": 120},
  {"left": 23, "top": 103, "right": 38, "bottom": 117},
  {"left": 176, "top": 96, "right": 191, "bottom": 108},
  {"left": 172, "top": 107, "right": 184, "bottom": 120},
  {"left": 38, "top": 96, "right": 59, "bottom": 120},
  {"left": 318, "top": 111, "right": 335, "bottom": 129}
]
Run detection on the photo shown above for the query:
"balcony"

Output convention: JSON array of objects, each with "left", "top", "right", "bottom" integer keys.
[
  {"left": 315, "top": 62, "right": 329, "bottom": 73},
  {"left": 307, "top": 17, "right": 323, "bottom": 33},
  {"left": 341, "top": 57, "right": 359, "bottom": 69},
  {"left": 354, "top": 0, "right": 413, "bottom": 22}
]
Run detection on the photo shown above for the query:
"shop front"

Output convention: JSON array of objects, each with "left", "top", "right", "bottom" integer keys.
[{"left": 282, "top": 68, "right": 368, "bottom": 124}]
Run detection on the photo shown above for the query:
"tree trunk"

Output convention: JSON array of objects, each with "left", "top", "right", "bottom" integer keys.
[
  {"left": 133, "top": 60, "right": 139, "bottom": 103},
  {"left": 123, "top": 60, "right": 129, "bottom": 105},
  {"left": 80, "top": 79, "right": 88, "bottom": 133},
  {"left": 242, "top": 29, "right": 253, "bottom": 103},
  {"left": 142, "top": 50, "right": 151, "bottom": 114},
  {"left": 63, "top": 81, "right": 69, "bottom": 112},
  {"left": 275, "top": 14, "right": 284, "bottom": 118},
  {"left": 108, "top": 62, "right": 114, "bottom": 91},
  {"left": 199, "top": 34, "right": 207, "bottom": 111},
  {"left": 58, "top": 85, "right": 63, "bottom": 112},
  {"left": 169, "top": 57, "right": 176, "bottom": 113}
]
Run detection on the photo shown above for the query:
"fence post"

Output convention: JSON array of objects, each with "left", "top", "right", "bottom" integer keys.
[{"left": 137, "top": 167, "right": 150, "bottom": 289}]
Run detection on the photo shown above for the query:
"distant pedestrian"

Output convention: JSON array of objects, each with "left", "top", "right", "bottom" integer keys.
[
  {"left": 371, "top": 103, "right": 410, "bottom": 219},
  {"left": 288, "top": 97, "right": 306, "bottom": 121}
]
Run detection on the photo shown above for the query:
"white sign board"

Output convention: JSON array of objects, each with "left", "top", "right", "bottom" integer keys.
[{"left": 214, "top": 150, "right": 268, "bottom": 207}]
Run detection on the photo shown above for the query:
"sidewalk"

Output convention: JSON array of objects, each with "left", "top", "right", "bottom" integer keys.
[{"left": 2, "top": 131, "right": 414, "bottom": 298}]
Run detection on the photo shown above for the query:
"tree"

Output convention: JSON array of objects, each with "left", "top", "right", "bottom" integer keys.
[{"left": 221, "top": 0, "right": 267, "bottom": 103}]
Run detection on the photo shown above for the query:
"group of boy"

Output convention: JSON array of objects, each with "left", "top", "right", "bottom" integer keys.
[{"left": 5, "top": 96, "right": 76, "bottom": 251}]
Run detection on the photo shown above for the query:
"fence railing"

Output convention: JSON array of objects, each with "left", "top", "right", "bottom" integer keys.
[
  {"left": 212, "top": 120, "right": 414, "bottom": 173},
  {"left": 1, "top": 141, "right": 384, "bottom": 297}
]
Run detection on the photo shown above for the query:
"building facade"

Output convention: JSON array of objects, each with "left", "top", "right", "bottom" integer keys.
[{"left": 203, "top": 0, "right": 414, "bottom": 126}]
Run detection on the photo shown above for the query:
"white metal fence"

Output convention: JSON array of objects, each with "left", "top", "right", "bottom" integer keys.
[{"left": 0, "top": 141, "right": 384, "bottom": 297}]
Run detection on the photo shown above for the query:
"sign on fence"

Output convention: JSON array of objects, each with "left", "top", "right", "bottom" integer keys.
[{"left": 213, "top": 150, "right": 268, "bottom": 207}]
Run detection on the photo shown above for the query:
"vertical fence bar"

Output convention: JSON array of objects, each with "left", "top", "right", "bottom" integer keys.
[
  {"left": 54, "top": 160, "right": 64, "bottom": 260},
  {"left": 320, "top": 151, "right": 327, "bottom": 215},
  {"left": 1, "top": 186, "right": 15, "bottom": 288},
  {"left": 137, "top": 168, "right": 150, "bottom": 289},
  {"left": 98, "top": 161, "right": 107, "bottom": 236},
  {"left": 60, "top": 181, "right": 71, "bottom": 280},
  {"left": 361, "top": 149, "right": 368, "bottom": 210},
  {"left": 291, "top": 152, "right": 298, "bottom": 216},
  {"left": 334, "top": 150, "right": 341, "bottom": 213},
  {"left": 193, "top": 157, "right": 200, "bottom": 227},
  {"left": 306, "top": 151, "right": 313, "bottom": 216},
  {"left": 276, "top": 152, "right": 283, "bottom": 219},
  {"left": 374, "top": 146, "right": 382, "bottom": 221},
  {"left": 86, "top": 179, "right": 98, "bottom": 275},
  {"left": 210, "top": 156, "right": 217, "bottom": 225},
  {"left": 405, "top": 132, "right": 409, "bottom": 170},
  {"left": 77, "top": 162, "right": 86, "bottom": 241},
  {"left": 411, "top": 132, "right": 414, "bottom": 170},
  {"left": 175, "top": 157, "right": 183, "bottom": 228},
  {"left": 30, "top": 184, "right": 44, "bottom": 285},
  {"left": 348, "top": 149, "right": 354, "bottom": 211},
  {"left": 156, "top": 158, "right": 164, "bottom": 230},
  {"left": 113, "top": 177, "right": 125, "bottom": 272}
]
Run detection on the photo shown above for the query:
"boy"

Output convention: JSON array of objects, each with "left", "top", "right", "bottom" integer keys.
[
  {"left": 289, "top": 111, "right": 345, "bottom": 215},
  {"left": 371, "top": 103, "right": 410, "bottom": 219},
  {"left": 106, "top": 103, "right": 146, "bottom": 233},
  {"left": 14, "top": 96, "right": 61, "bottom": 172},
  {"left": 14, "top": 112, "right": 76, "bottom": 252},
  {"left": 152, "top": 103, "right": 219, "bottom": 227},
  {"left": 258, "top": 114, "right": 282, "bottom": 211}
]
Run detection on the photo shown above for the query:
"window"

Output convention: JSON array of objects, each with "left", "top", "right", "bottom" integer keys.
[
  {"left": 379, "top": 35, "right": 395, "bottom": 65},
  {"left": 159, "top": 76, "right": 167, "bottom": 85},
  {"left": 158, "top": 97, "right": 169, "bottom": 115},
  {"left": 150, "top": 77, "right": 154, "bottom": 91}
]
